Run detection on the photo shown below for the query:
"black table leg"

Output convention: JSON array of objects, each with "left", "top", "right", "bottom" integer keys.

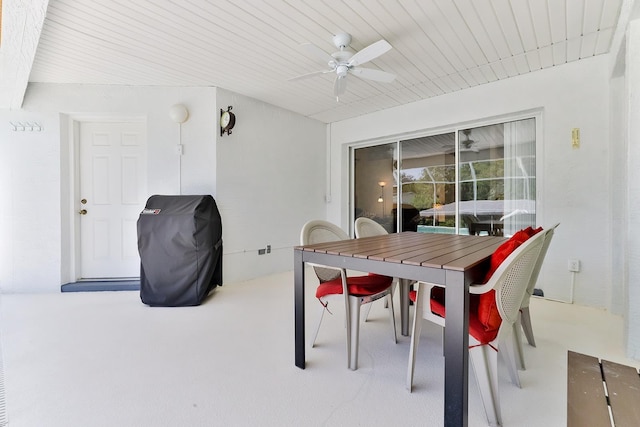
[
  {"left": 399, "top": 278, "right": 410, "bottom": 336},
  {"left": 294, "top": 249, "right": 306, "bottom": 369},
  {"left": 443, "top": 270, "right": 469, "bottom": 427}
]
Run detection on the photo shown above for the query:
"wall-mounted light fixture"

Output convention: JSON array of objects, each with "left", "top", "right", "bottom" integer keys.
[
  {"left": 169, "top": 104, "right": 189, "bottom": 124},
  {"left": 220, "top": 106, "right": 236, "bottom": 136},
  {"left": 377, "top": 181, "right": 385, "bottom": 202},
  {"left": 377, "top": 181, "right": 386, "bottom": 216}
]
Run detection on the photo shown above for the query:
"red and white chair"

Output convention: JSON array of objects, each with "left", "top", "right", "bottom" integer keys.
[
  {"left": 407, "top": 229, "right": 546, "bottom": 426},
  {"left": 301, "top": 220, "right": 397, "bottom": 370},
  {"left": 514, "top": 223, "right": 559, "bottom": 370},
  {"left": 354, "top": 217, "right": 399, "bottom": 317}
]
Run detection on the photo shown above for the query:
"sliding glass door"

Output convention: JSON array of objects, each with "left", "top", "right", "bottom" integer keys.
[
  {"left": 352, "top": 117, "right": 536, "bottom": 237},
  {"left": 399, "top": 133, "right": 456, "bottom": 233},
  {"left": 353, "top": 143, "right": 396, "bottom": 233}
]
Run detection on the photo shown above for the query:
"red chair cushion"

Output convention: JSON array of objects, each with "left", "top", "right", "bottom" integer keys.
[
  {"left": 316, "top": 273, "right": 392, "bottom": 299},
  {"left": 415, "top": 287, "right": 497, "bottom": 344},
  {"left": 477, "top": 227, "right": 543, "bottom": 333},
  {"left": 411, "top": 227, "right": 544, "bottom": 343},
  {"left": 409, "top": 287, "right": 478, "bottom": 318}
]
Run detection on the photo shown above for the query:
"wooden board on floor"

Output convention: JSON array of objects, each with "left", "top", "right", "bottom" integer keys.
[
  {"left": 567, "top": 351, "right": 611, "bottom": 427},
  {"left": 602, "top": 359, "right": 640, "bottom": 427},
  {"left": 568, "top": 350, "right": 640, "bottom": 427}
]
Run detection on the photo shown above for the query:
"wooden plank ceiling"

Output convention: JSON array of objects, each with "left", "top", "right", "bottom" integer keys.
[{"left": 15, "top": 0, "right": 628, "bottom": 122}]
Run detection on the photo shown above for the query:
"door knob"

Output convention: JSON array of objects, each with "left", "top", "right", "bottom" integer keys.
[{"left": 79, "top": 209, "right": 87, "bottom": 215}]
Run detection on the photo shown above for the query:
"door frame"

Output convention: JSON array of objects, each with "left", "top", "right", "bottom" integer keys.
[{"left": 63, "top": 114, "right": 147, "bottom": 283}]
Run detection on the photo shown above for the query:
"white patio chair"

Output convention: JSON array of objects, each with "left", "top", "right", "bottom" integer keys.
[
  {"left": 513, "top": 223, "right": 559, "bottom": 370},
  {"left": 407, "top": 230, "right": 546, "bottom": 426},
  {"left": 300, "top": 220, "right": 397, "bottom": 370},
  {"left": 354, "top": 217, "right": 398, "bottom": 318}
]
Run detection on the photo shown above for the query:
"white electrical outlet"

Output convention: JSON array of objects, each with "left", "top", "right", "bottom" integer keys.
[{"left": 568, "top": 259, "right": 580, "bottom": 272}]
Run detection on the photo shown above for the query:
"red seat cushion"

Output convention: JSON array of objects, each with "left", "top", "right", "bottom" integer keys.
[
  {"left": 477, "top": 227, "right": 543, "bottom": 333},
  {"left": 412, "top": 227, "right": 544, "bottom": 344},
  {"left": 316, "top": 273, "right": 392, "bottom": 299},
  {"left": 417, "top": 287, "right": 498, "bottom": 344}
]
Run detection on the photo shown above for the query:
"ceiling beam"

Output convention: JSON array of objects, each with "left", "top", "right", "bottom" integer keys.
[{"left": 0, "top": 0, "right": 49, "bottom": 110}]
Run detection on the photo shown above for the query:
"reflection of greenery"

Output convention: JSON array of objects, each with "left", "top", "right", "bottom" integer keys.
[
  {"left": 460, "top": 180, "right": 504, "bottom": 201},
  {"left": 403, "top": 183, "right": 431, "bottom": 210},
  {"left": 474, "top": 159, "right": 504, "bottom": 178},
  {"left": 460, "top": 160, "right": 505, "bottom": 201},
  {"left": 441, "top": 218, "right": 455, "bottom": 227},
  {"left": 402, "top": 160, "right": 508, "bottom": 208},
  {"left": 400, "top": 171, "right": 415, "bottom": 183}
]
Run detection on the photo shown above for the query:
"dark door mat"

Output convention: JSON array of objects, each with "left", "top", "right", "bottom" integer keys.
[{"left": 61, "top": 280, "right": 140, "bottom": 292}]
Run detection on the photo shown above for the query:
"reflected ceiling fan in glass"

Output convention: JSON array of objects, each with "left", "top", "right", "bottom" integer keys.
[{"left": 443, "top": 129, "right": 480, "bottom": 154}]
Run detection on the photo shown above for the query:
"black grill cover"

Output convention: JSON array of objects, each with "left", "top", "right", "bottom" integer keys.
[{"left": 137, "top": 195, "right": 223, "bottom": 306}]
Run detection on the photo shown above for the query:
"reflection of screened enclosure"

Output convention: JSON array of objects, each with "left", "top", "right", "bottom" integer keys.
[{"left": 353, "top": 118, "right": 536, "bottom": 236}]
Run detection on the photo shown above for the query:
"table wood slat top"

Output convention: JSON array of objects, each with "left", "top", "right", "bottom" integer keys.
[{"left": 295, "top": 231, "right": 506, "bottom": 272}]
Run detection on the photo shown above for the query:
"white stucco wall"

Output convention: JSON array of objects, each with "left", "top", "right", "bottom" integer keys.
[
  {"left": 214, "top": 89, "right": 327, "bottom": 283},
  {"left": 625, "top": 19, "right": 640, "bottom": 359},
  {"left": 0, "top": 84, "right": 327, "bottom": 291},
  {"left": 0, "top": 110, "right": 61, "bottom": 292},
  {"left": 609, "top": 75, "right": 627, "bottom": 319},
  {"left": 328, "top": 55, "right": 611, "bottom": 309}
]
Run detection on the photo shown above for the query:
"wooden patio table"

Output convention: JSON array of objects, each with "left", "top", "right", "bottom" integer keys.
[{"left": 294, "top": 231, "right": 505, "bottom": 427}]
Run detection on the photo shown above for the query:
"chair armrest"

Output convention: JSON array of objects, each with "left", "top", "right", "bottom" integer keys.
[
  {"left": 307, "top": 262, "right": 343, "bottom": 272},
  {"left": 469, "top": 281, "right": 494, "bottom": 295},
  {"left": 415, "top": 281, "right": 446, "bottom": 327}
]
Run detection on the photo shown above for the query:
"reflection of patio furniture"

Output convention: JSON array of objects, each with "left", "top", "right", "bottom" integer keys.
[
  {"left": 420, "top": 200, "right": 535, "bottom": 218},
  {"left": 463, "top": 214, "right": 504, "bottom": 236},
  {"left": 392, "top": 204, "right": 420, "bottom": 232},
  {"left": 461, "top": 214, "right": 480, "bottom": 231},
  {"left": 471, "top": 221, "right": 503, "bottom": 236}
]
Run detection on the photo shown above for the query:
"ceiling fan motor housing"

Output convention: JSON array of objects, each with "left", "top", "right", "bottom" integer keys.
[{"left": 333, "top": 32, "right": 352, "bottom": 49}]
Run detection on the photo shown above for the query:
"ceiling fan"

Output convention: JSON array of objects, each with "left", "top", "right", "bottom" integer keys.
[
  {"left": 289, "top": 32, "right": 396, "bottom": 100},
  {"left": 443, "top": 129, "right": 479, "bottom": 154},
  {"left": 461, "top": 129, "right": 479, "bottom": 152}
]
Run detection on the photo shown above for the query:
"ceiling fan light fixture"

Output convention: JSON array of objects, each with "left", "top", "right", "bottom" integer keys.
[{"left": 336, "top": 65, "right": 349, "bottom": 78}]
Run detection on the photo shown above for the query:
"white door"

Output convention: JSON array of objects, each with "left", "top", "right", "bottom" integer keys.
[{"left": 79, "top": 121, "right": 147, "bottom": 279}]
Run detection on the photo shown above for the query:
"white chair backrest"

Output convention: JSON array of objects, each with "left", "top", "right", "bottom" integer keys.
[
  {"left": 485, "top": 231, "right": 546, "bottom": 325},
  {"left": 523, "top": 223, "right": 559, "bottom": 300},
  {"left": 300, "top": 220, "right": 349, "bottom": 282},
  {"left": 354, "top": 217, "right": 388, "bottom": 238}
]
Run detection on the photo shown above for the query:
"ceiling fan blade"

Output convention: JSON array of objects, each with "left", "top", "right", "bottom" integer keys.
[
  {"left": 350, "top": 67, "right": 396, "bottom": 83},
  {"left": 334, "top": 76, "right": 347, "bottom": 97},
  {"left": 347, "top": 39, "right": 392, "bottom": 67},
  {"left": 300, "top": 43, "right": 335, "bottom": 65},
  {"left": 288, "top": 70, "right": 332, "bottom": 81}
]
